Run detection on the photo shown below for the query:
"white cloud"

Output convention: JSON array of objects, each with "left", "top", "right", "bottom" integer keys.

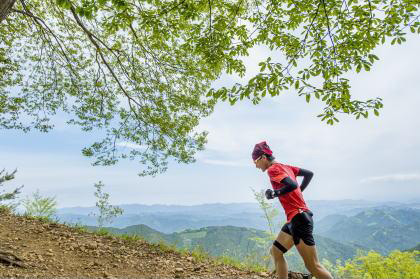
[{"left": 360, "top": 173, "right": 420, "bottom": 184}]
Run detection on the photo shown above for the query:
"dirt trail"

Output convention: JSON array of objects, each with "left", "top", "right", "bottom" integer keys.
[{"left": 0, "top": 212, "right": 311, "bottom": 278}]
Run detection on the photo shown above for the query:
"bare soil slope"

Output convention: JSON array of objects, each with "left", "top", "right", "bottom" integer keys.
[{"left": 0, "top": 212, "right": 310, "bottom": 278}]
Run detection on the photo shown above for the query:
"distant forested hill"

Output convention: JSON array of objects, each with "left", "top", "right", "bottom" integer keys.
[
  {"left": 84, "top": 207, "right": 420, "bottom": 271},
  {"left": 405, "top": 243, "right": 420, "bottom": 251},
  {"left": 318, "top": 207, "right": 420, "bottom": 254},
  {"left": 87, "top": 224, "right": 362, "bottom": 272}
]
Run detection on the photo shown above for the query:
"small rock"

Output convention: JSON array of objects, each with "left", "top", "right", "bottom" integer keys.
[
  {"left": 175, "top": 267, "right": 184, "bottom": 273},
  {"left": 259, "top": 271, "right": 269, "bottom": 277},
  {"left": 85, "top": 241, "right": 98, "bottom": 249},
  {"left": 186, "top": 257, "right": 194, "bottom": 261}
]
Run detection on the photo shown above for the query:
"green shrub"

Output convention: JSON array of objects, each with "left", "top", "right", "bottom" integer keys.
[
  {"left": 23, "top": 189, "right": 57, "bottom": 219},
  {"left": 73, "top": 224, "right": 89, "bottom": 233},
  {"left": 191, "top": 245, "right": 210, "bottom": 261},
  {"left": 337, "top": 250, "right": 420, "bottom": 279},
  {"left": 94, "top": 227, "right": 111, "bottom": 236},
  {"left": 120, "top": 234, "right": 144, "bottom": 244}
]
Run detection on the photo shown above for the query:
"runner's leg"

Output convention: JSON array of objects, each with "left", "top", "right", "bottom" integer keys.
[
  {"left": 271, "top": 231, "right": 294, "bottom": 279},
  {"left": 295, "top": 241, "right": 332, "bottom": 279}
]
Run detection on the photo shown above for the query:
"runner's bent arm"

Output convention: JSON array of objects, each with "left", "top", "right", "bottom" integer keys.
[
  {"left": 297, "top": 168, "right": 313, "bottom": 192},
  {"left": 273, "top": 168, "right": 313, "bottom": 196}
]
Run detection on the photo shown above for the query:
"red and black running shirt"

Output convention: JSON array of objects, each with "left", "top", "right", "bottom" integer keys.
[{"left": 267, "top": 163, "right": 310, "bottom": 223}]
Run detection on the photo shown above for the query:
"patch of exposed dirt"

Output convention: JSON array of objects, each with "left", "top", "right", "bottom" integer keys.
[{"left": 0, "top": 211, "right": 310, "bottom": 278}]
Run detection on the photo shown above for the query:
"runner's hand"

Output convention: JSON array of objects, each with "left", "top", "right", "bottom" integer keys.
[{"left": 265, "top": 189, "right": 275, "bottom": 199}]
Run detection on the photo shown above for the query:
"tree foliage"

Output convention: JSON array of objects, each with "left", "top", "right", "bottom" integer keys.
[
  {"left": 91, "top": 181, "right": 123, "bottom": 227},
  {"left": 251, "top": 187, "right": 279, "bottom": 238},
  {"left": 337, "top": 250, "right": 420, "bottom": 279},
  {"left": 251, "top": 188, "right": 281, "bottom": 268},
  {"left": 207, "top": 0, "right": 420, "bottom": 124},
  {"left": 0, "top": 0, "right": 419, "bottom": 174},
  {"left": 0, "top": 169, "right": 23, "bottom": 211},
  {"left": 1, "top": 0, "right": 231, "bottom": 175}
]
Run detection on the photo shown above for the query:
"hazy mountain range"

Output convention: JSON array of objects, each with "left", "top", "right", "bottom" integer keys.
[
  {"left": 319, "top": 207, "right": 420, "bottom": 253},
  {"left": 55, "top": 199, "right": 420, "bottom": 233}
]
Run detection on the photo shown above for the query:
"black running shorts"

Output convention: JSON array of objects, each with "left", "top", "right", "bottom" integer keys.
[{"left": 281, "top": 210, "right": 315, "bottom": 246}]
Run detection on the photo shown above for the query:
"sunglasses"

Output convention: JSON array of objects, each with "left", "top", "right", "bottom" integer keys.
[{"left": 254, "top": 155, "right": 263, "bottom": 164}]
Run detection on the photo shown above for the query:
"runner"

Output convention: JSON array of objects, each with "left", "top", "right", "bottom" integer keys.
[{"left": 252, "top": 141, "right": 333, "bottom": 279}]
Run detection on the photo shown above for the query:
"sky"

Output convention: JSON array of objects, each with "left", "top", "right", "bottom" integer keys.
[{"left": 1, "top": 35, "right": 420, "bottom": 208}]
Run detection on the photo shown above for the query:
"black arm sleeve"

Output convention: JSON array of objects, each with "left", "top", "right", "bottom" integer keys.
[
  {"left": 297, "top": 168, "right": 314, "bottom": 192},
  {"left": 274, "top": 177, "right": 298, "bottom": 196}
]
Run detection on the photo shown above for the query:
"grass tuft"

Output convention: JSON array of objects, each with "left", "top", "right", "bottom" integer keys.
[{"left": 0, "top": 204, "right": 13, "bottom": 215}]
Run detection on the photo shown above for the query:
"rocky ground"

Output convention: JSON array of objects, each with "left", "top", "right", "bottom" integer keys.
[{"left": 0, "top": 211, "right": 311, "bottom": 278}]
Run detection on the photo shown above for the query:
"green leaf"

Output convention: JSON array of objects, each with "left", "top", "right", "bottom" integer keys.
[{"left": 260, "top": 63, "right": 266, "bottom": 72}]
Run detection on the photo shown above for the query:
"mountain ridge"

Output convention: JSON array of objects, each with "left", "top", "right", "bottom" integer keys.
[
  {"left": 86, "top": 223, "right": 365, "bottom": 272},
  {"left": 55, "top": 200, "right": 420, "bottom": 233},
  {"left": 320, "top": 207, "right": 420, "bottom": 254}
]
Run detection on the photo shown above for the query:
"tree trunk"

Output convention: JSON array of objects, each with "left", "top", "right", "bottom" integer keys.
[{"left": 0, "top": 0, "right": 16, "bottom": 23}]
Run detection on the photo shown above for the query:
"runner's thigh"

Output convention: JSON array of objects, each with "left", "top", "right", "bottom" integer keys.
[{"left": 274, "top": 231, "right": 295, "bottom": 251}]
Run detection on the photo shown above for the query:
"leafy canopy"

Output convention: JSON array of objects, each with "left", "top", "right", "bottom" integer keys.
[
  {"left": 1, "top": 0, "right": 237, "bottom": 175},
  {"left": 1, "top": 0, "right": 419, "bottom": 174},
  {"left": 207, "top": 0, "right": 420, "bottom": 124}
]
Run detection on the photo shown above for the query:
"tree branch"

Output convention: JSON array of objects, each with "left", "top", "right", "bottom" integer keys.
[
  {"left": 12, "top": 1, "right": 78, "bottom": 78},
  {"left": 0, "top": 0, "right": 16, "bottom": 23},
  {"left": 208, "top": 0, "right": 212, "bottom": 36},
  {"left": 69, "top": 5, "right": 142, "bottom": 118}
]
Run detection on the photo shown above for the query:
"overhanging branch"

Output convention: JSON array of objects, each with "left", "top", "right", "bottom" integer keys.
[
  {"left": 0, "top": 0, "right": 16, "bottom": 23},
  {"left": 69, "top": 5, "right": 142, "bottom": 119}
]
